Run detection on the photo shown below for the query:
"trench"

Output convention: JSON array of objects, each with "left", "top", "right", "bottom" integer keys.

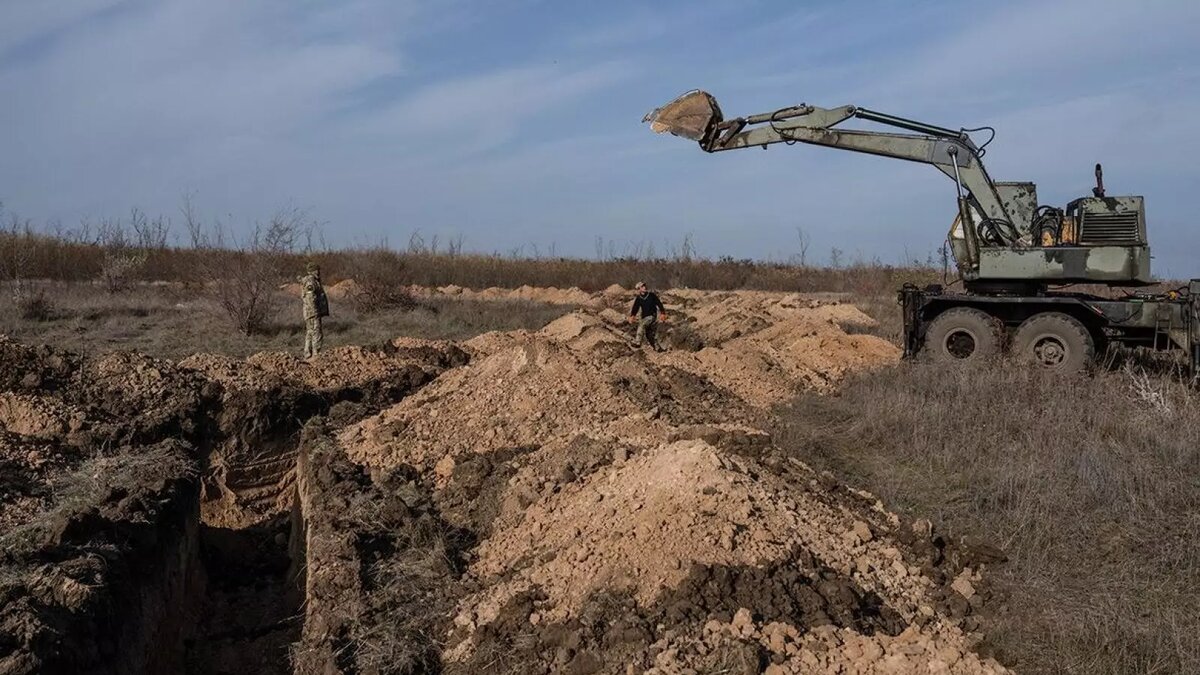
[
  {"left": 185, "top": 516, "right": 300, "bottom": 675},
  {"left": 169, "top": 362, "right": 455, "bottom": 674}
]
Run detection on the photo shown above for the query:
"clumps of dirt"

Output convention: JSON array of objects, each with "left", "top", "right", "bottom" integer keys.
[
  {"left": 0, "top": 339, "right": 216, "bottom": 537},
  {"left": 0, "top": 441, "right": 204, "bottom": 675},
  {"left": 339, "top": 336, "right": 759, "bottom": 474},
  {"left": 292, "top": 426, "right": 471, "bottom": 675},
  {"left": 0, "top": 338, "right": 219, "bottom": 674},
  {"left": 0, "top": 337, "right": 215, "bottom": 449},
  {"left": 442, "top": 435, "right": 1008, "bottom": 673},
  {"left": 646, "top": 612, "right": 1003, "bottom": 674},
  {"left": 432, "top": 446, "right": 533, "bottom": 536},
  {"left": 454, "top": 440, "right": 820, "bottom": 632},
  {"left": 0, "top": 392, "right": 83, "bottom": 439},
  {"left": 183, "top": 339, "right": 466, "bottom": 406},
  {"left": 0, "top": 337, "right": 81, "bottom": 392},
  {"left": 447, "top": 550, "right": 907, "bottom": 675}
]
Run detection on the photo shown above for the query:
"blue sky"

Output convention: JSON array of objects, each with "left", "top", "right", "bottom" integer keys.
[{"left": 2, "top": 0, "right": 1199, "bottom": 275}]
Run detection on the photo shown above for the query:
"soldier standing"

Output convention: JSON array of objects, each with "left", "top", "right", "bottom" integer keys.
[
  {"left": 300, "top": 262, "right": 329, "bottom": 358},
  {"left": 628, "top": 281, "right": 667, "bottom": 351}
]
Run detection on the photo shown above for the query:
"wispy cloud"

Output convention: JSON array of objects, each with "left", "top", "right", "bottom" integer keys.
[
  {"left": 0, "top": 0, "right": 1197, "bottom": 272},
  {"left": 0, "top": 0, "right": 131, "bottom": 58}
]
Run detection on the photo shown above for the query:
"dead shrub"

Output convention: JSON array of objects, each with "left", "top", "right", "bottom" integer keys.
[
  {"left": 16, "top": 289, "right": 56, "bottom": 321},
  {"left": 344, "top": 247, "right": 418, "bottom": 314},
  {"left": 96, "top": 212, "right": 158, "bottom": 293}
]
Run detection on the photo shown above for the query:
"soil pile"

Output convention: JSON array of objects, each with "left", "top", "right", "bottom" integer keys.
[
  {"left": 0, "top": 337, "right": 213, "bottom": 535},
  {"left": 330, "top": 291, "right": 998, "bottom": 673},
  {"left": 440, "top": 431, "right": 1005, "bottom": 673},
  {"left": 0, "top": 333, "right": 461, "bottom": 673}
]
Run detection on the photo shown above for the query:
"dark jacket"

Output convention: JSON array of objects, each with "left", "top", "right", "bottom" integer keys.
[{"left": 630, "top": 291, "right": 664, "bottom": 319}]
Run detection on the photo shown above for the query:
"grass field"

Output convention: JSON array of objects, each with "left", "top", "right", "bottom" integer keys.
[
  {"left": 0, "top": 282, "right": 574, "bottom": 359},
  {"left": 777, "top": 362, "right": 1199, "bottom": 674}
]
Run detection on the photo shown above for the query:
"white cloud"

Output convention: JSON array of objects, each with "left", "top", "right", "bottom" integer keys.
[{"left": 344, "top": 61, "right": 634, "bottom": 159}]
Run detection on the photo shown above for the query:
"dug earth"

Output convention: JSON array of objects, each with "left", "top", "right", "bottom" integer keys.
[{"left": 0, "top": 287, "right": 1008, "bottom": 674}]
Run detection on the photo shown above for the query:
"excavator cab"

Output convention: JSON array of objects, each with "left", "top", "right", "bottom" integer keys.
[{"left": 643, "top": 90, "right": 723, "bottom": 143}]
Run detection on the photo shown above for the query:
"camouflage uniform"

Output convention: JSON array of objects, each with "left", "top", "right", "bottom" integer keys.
[
  {"left": 635, "top": 314, "right": 659, "bottom": 349},
  {"left": 629, "top": 285, "right": 666, "bottom": 351},
  {"left": 301, "top": 269, "right": 328, "bottom": 358}
]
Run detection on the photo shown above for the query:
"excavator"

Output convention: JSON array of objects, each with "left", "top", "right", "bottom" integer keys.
[{"left": 644, "top": 90, "right": 1200, "bottom": 374}]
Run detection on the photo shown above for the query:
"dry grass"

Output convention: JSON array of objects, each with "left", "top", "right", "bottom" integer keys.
[
  {"left": 0, "top": 229, "right": 937, "bottom": 295},
  {"left": 0, "top": 443, "right": 195, "bottom": 557},
  {"left": 776, "top": 361, "right": 1200, "bottom": 674},
  {"left": 0, "top": 283, "right": 572, "bottom": 359}
]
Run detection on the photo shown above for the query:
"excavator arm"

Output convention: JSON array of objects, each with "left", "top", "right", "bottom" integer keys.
[{"left": 644, "top": 91, "right": 1025, "bottom": 253}]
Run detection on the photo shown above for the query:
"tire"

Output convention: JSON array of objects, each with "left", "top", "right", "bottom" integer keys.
[
  {"left": 923, "top": 308, "right": 1002, "bottom": 364},
  {"left": 1012, "top": 312, "right": 1095, "bottom": 373}
]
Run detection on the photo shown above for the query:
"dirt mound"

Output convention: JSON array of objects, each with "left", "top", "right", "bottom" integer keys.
[
  {"left": 0, "top": 392, "right": 82, "bottom": 439},
  {"left": 455, "top": 440, "right": 808, "bottom": 630},
  {"left": 440, "top": 432, "right": 1007, "bottom": 674},
  {"left": 340, "top": 330, "right": 761, "bottom": 475},
  {"left": 292, "top": 428, "right": 469, "bottom": 675},
  {"left": 0, "top": 288, "right": 1011, "bottom": 674},
  {"left": 645, "top": 615, "right": 1004, "bottom": 674},
  {"left": 537, "top": 311, "right": 629, "bottom": 352},
  {"left": 0, "top": 338, "right": 215, "bottom": 536},
  {"left": 684, "top": 294, "right": 877, "bottom": 346},
  {"left": 325, "top": 278, "right": 360, "bottom": 300},
  {"left": 661, "top": 318, "right": 899, "bottom": 406},
  {"left": 414, "top": 283, "right": 607, "bottom": 307}
]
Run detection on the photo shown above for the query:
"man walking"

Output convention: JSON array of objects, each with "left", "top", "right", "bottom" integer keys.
[
  {"left": 628, "top": 281, "right": 666, "bottom": 351},
  {"left": 300, "top": 262, "right": 329, "bottom": 358}
]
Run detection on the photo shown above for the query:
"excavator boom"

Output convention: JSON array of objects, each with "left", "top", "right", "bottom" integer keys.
[
  {"left": 644, "top": 90, "right": 1020, "bottom": 251},
  {"left": 644, "top": 90, "right": 1153, "bottom": 288}
]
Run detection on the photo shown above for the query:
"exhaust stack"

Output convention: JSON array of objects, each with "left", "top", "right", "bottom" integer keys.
[{"left": 642, "top": 90, "right": 723, "bottom": 141}]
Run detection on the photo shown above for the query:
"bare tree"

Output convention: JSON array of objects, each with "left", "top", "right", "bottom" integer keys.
[
  {"left": 1, "top": 208, "right": 34, "bottom": 300},
  {"left": 213, "top": 207, "right": 317, "bottom": 334},
  {"left": 795, "top": 226, "right": 811, "bottom": 266},
  {"left": 184, "top": 198, "right": 319, "bottom": 334}
]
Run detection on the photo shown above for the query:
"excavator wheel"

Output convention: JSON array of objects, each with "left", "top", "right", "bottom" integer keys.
[
  {"left": 923, "top": 308, "right": 1003, "bottom": 364},
  {"left": 1012, "top": 312, "right": 1095, "bottom": 373}
]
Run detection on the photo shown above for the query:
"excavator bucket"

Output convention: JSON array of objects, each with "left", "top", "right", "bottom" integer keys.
[{"left": 642, "top": 90, "right": 723, "bottom": 141}]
